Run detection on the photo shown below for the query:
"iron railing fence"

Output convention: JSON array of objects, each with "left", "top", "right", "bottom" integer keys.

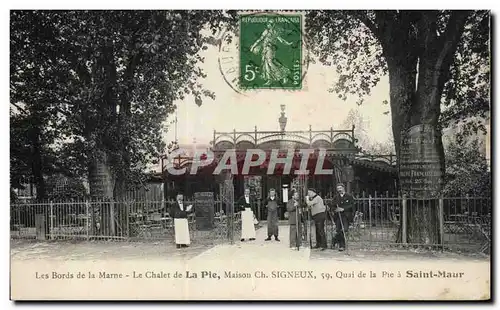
[
  {"left": 10, "top": 198, "right": 236, "bottom": 244},
  {"left": 320, "top": 195, "right": 491, "bottom": 253},
  {"left": 10, "top": 196, "right": 491, "bottom": 254}
]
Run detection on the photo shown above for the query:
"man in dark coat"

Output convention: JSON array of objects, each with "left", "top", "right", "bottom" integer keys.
[
  {"left": 264, "top": 188, "right": 280, "bottom": 241},
  {"left": 236, "top": 188, "right": 257, "bottom": 241},
  {"left": 170, "top": 193, "right": 193, "bottom": 248},
  {"left": 331, "top": 183, "right": 355, "bottom": 251},
  {"left": 236, "top": 188, "right": 257, "bottom": 213}
]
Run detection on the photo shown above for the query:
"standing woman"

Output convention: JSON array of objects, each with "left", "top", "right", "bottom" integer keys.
[
  {"left": 171, "top": 193, "right": 193, "bottom": 249},
  {"left": 264, "top": 188, "right": 280, "bottom": 241},
  {"left": 236, "top": 188, "right": 257, "bottom": 242}
]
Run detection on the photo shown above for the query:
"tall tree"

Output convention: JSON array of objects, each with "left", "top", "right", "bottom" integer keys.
[
  {"left": 10, "top": 11, "right": 234, "bottom": 202},
  {"left": 306, "top": 10, "right": 490, "bottom": 244},
  {"left": 10, "top": 11, "right": 70, "bottom": 200}
]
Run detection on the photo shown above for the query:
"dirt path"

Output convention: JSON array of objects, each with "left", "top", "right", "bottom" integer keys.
[
  {"left": 11, "top": 225, "right": 488, "bottom": 263},
  {"left": 191, "top": 225, "right": 311, "bottom": 262}
]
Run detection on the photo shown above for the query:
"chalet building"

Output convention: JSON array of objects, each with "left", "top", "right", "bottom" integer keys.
[{"left": 159, "top": 106, "right": 398, "bottom": 220}]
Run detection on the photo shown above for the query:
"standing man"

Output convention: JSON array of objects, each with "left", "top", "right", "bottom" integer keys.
[
  {"left": 305, "top": 188, "right": 327, "bottom": 251},
  {"left": 286, "top": 190, "right": 302, "bottom": 249},
  {"left": 236, "top": 188, "right": 257, "bottom": 242},
  {"left": 264, "top": 188, "right": 280, "bottom": 241},
  {"left": 170, "top": 193, "right": 193, "bottom": 249},
  {"left": 332, "top": 183, "right": 355, "bottom": 251}
]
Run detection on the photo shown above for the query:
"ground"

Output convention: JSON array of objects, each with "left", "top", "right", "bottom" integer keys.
[{"left": 11, "top": 225, "right": 489, "bottom": 262}]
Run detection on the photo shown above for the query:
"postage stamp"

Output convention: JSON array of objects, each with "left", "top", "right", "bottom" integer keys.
[{"left": 239, "top": 13, "right": 303, "bottom": 90}]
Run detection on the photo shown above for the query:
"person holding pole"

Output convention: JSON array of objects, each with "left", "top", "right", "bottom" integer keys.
[
  {"left": 286, "top": 190, "right": 302, "bottom": 250},
  {"left": 305, "top": 188, "right": 327, "bottom": 251},
  {"left": 332, "top": 183, "right": 355, "bottom": 251}
]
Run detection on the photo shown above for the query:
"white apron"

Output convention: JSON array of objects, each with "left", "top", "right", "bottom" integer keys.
[
  {"left": 241, "top": 208, "right": 256, "bottom": 239},
  {"left": 174, "top": 218, "right": 190, "bottom": 245}
]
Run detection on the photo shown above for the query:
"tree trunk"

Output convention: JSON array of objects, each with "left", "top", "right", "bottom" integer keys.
[
  {"left": 30, "top": 123, "right": 46, "bottom": 201},
  {"left": 388, "top": 59, "right": 444, "bottom": 245},
  {"left": 88, "top": 150, "right": 115, "bottom": 236},
  {"left": 386, "top": 57, "right": 416, "bottom": 158},
  {"left": 89, "top": 150, "right": 114, "bottom": 198},
  {"left": 356, "top": 10, "right": 470, "bottom": 246},
  {"left": 88, "top": 42, "right": 120, "bottom": 237},
  {"left": 29, "top": 121, "right": 50, "bottom": 236}
]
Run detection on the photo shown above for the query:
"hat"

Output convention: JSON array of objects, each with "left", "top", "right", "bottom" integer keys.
[
  {"left": 336, "top": 183, "right": 346, "bottom": 189},
  {"left": 307, "top": 187, "right": 317, "bottom": 194}
]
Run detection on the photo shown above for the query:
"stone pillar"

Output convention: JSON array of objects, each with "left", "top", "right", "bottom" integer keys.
[
  {"left": 218, "top": 170, "right": 234, "bottom": 216},
  {"left": 35, "top": 214, "right": 46, "bottom": 240}
]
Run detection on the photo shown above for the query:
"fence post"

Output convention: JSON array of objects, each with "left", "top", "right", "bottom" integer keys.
[
  {"left": 110, "top": 200, "right": 116, "bottom": 237},
  {"left": 86, "top": 200, "right": 90, "bottom": 241},
  {"left": 257, "top": 200, "right": 261, "bottom": 221},
  {"left": 439, "top": 198, "right": 444, "bottom": 250},
  {"left": 402, "top": 195, "right": 407, "bottom": 244},
  {"left": 50, "top": 201, "right": 54, "bottom": 241},
  {"left": 126, "top": 202, "right": 130, "bottom": 239},
  {"left": 368, "top": 195, "right": 372, "bottom": 242}
]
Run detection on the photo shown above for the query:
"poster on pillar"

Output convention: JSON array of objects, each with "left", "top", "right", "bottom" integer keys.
[
  {"left": 282, "top": 185, "right": 289, "bottom": 203},
  {"left": 399, "top": 124, "right": 444, "bottom": 199}
]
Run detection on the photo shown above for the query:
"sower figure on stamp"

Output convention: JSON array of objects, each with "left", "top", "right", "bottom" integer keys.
[
  {"left": 249, "top": 19, "right": 294, "bottom": 86},
  {"left": 306, "top": 188, "right": 327, "bottom": 251},
  {"left": 171, "top": 193, "right": 193, "bottom": 249},
  {"left": 287, "top": 190, "right": 302, "bottom": 249},
  {"left": 264, "top": 188, "right": 281, "bottom": 242},
  {"left": 332, "top": 183, "right": 355, "bottom": 251},
  {"left": 237, "top": 188, "right": 257, "bottom": 242}
]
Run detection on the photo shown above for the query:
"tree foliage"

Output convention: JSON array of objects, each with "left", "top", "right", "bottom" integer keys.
[
  {"left": 443, "top": 137, "right": 490, "bottom": 197},
  {"left": 306, "top": 10, "right": 490, "bottom": 147},
  {"left": 10, "top": 11, "right": 235, "bottom": 198}
]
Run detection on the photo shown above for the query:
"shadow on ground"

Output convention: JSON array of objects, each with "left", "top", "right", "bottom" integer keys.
[{"left": 10, "top": 239, "right": 212, "bottom": 261}]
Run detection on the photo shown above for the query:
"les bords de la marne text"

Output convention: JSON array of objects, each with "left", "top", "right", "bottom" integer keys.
[{"left": 36, "top": 269, "right": 465, "bottom": 281}]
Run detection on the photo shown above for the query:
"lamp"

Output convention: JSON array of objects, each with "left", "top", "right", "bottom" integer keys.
[{"left": 279, "top": 104, "right": 287, "bottom": 132}]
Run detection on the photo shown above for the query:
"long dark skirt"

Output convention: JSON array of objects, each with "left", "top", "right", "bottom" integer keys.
[{"left": 267, "top": 209, "right": 279, "bottom": 236}]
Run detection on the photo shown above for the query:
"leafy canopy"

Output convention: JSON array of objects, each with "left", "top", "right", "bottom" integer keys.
[
  {"left": 443, "top": 137, "right": 490, "bottom": 197},
  {"left": 306, "top": 10, "right": 490, "bottom": 134},
  {"left": 10, "top": 10, "right": 234, "bottom": 190}
]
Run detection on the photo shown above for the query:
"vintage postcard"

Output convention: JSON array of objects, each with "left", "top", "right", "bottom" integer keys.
[{"left": 9, "top": 9, "right": 491, "bottom": 301}]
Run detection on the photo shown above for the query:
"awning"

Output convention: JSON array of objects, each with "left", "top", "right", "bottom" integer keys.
[{"left": 164, "top": 149, "right": 396, "bottom": 177}]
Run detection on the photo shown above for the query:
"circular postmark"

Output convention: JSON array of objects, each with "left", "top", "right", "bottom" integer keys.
[{"left": 218, "top": 11, "right": 311, "bottom": 95}]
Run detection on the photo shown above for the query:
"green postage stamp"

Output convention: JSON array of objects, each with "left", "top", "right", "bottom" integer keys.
[{"left": 239, "top": 13, "right": 303, "bottom": 90}]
